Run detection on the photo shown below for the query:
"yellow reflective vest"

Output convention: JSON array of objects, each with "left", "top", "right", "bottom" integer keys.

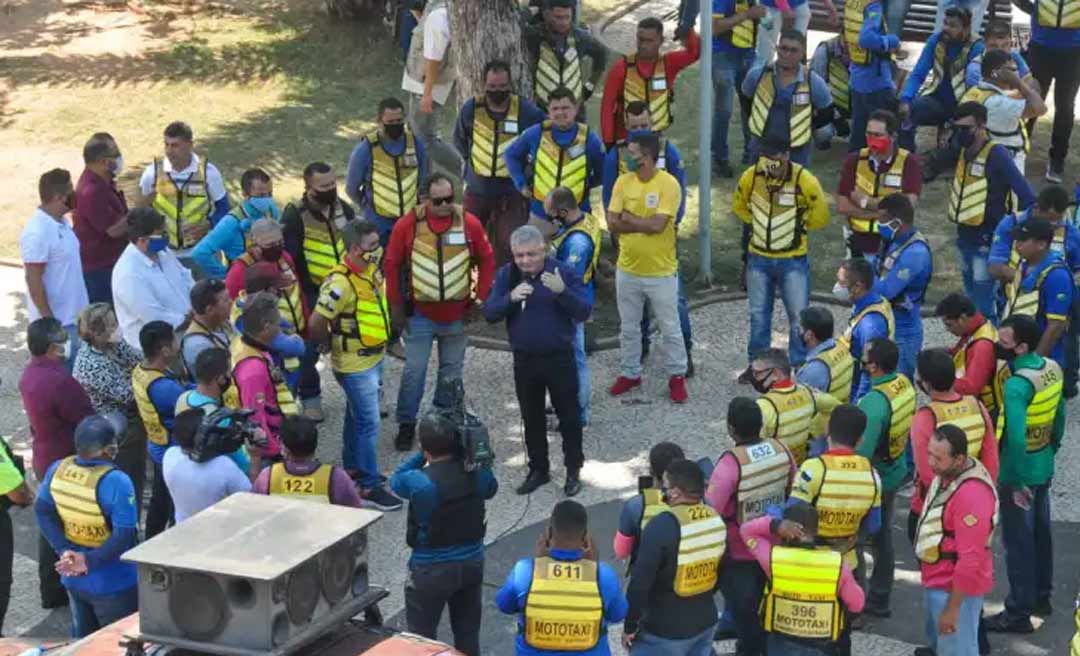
[
  {"left": 953, "top": 321, "right": 1010, "bottom": 416},
  {"left": 748, "top": 162, "right": 809, "bottom": 256},
  {"left": 623, "top": 54, "right": 673, "bottom": 132},
  {"left": 366, "top": 130, "right": 419, "bottom": 220},
  {"left": 948, "top": 141, "right": 993, "bottom": 226},
  {"left": 1037, "top": 0, "right": 1080, "bottom": 29},
  {"left": 811, "top": 454, "right": 879, "bottom": 555},
  {"left": 998, "top": 359, "right": 1064, "bottom": 453},
  {"left": 914, "top": 458, "right": 997, "bottom": 563},
  {"left": 50, "top": 456, "right": 115, "bottom": 549},
  {"left": 961, "top": 85, "right": 1031, "bottom": 154},
  {"left": 325, "top": 262, "right": 390, "bottom": 354},
  {"left": 762, "top": 546, "right": 845, "bottom": 640},
  {"left": 409, "top": 206, "right": 473, "bottom": 303},
  {"left": 268, "top": 462, "right": 332, "bottom": 503},
  {"left": 929, "top": 396, "right": 987, "bottom": 459},
  {"left": 729, "top": 0, "right": 758, "bottom": 48},
  {"left": 918, "top": 39, "right": 977, "bottom": 100},
  {"left": 153, "top": 157, "right": 211, "bottom": 250},
  {"left": 749, "top": 66, "right": 812, "bottom": 148},
  {"left": 725, "top": 439, "right": 793, "bottom": 524},
  {"left": 1003, "top": 221, "right": 1067, "bottom": 305},
  {"left": 759, "top": 384, "right": 818, "bottom": 465},
  {"left": 532, "top": 121, "right": 590, "bottom": 205},
  {"left": 826, "top": 43, "right": 850, "bottom": 113},
  {"left": 1002, "top": 260, "right": 1069, "bottom": 322},
  {"left": 524, "top": 556, "right": 602, "bottom": 651},
  {"left": 235, "top": 253, "right": 307, "bottom": 334},
  {"left": 839, "top": 299, "right": 895, "bottom": 353},
  {"left": 299, "top": 200, "right": 350, "bottom": 286},
  {"left": 132, "top": 365, "right": 175, "bottom": 447},
  {"left": 638, "top": 486, "right": 668, "bottom": 533},
  {"left": 668, "top": 503, "right": 727, "bottom": 597},
  {"left": 551, "top": 213, "right": 602, "bottom": 284},
  {"left": 470, "top": 95, "right": 521, "bottom": 179},
  {"left": 534, "top": 34, "right": 584, "bottom": 108},
  {"left": 844, "top": 0, "right": 877, "bottom": 66},
  {"left": 870, "top": 374, "right": 916, "bottom": 464},
  {"left": 849, "top": 148, "right": 910, "bottom": 234},
  {"left": 231, "top": 339, "right": 300, "bottom": 417},
  {"left": 801, "top": 341, "right": 855, "bottom": 403}
]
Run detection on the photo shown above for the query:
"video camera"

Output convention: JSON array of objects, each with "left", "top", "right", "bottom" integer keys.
[
  {"left": 430, "top": 379, "right": 493, "bottom": 472},
  {"left": 191, "top": 407, "right": 268, "bottom": 463}
]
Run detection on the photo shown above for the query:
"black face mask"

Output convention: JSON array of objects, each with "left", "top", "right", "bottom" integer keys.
[
  {"left": 955, "top": 126, "right": 976, "bottom": 148},
  {"left": 995, "top": 343, "right": 1017, "bottom": 363},
  {"left": 383, "top": 123, "right": 405, "bottom": 140},
  {"left": 487, "top": 89, "right": 511, "bottom": 105},
  {"left": 312, "top": 188, "right": 337, "bottom": 206},
  {"left": 750, "top": 371, "right": 772, "bottom": 394},
  {"left": 660, "top": 487, "right": 671, "bottom": 505}
]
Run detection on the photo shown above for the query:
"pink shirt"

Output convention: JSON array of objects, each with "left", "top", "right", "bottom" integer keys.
[
  {"left": 911, "top": 394, "right": 1000, "bottom": 513},
  {"left": 919, "top": 476, "right": 996, "bottom": 596},
  {"left": 233, "top": 353, "right": 283, "bottom": 458},
  {"left": 705, "top": 449, "right": 796, "bottom": 561},
  {"left": 740, "top": 516, "right": 865, "bottom": 613}
]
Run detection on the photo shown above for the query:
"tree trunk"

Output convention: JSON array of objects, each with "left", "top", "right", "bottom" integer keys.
[{"left": 448, "top": 0, "right": 532, "bottom": 108}]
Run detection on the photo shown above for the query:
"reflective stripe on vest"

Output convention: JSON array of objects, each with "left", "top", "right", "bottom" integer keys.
[
  {"left": 51, "top": 457, "right": 114, "bottom": 548},
  {"left": 639, "top": 487, "right": 669, "bottom": 532},
  {"left": 668, "top": 503, "right": 726, "bottom": 597},
  {"left": 749, "top": 164, "right": 805, "bottom": 254},
  {"left": 623, "top": 55, "right": 672, "bottom": 132},
  {"left": 534, "top": 35, "right": 583, "bottom": 107},
  {"left": 948, "top": 141, "right": 993, "bottom": 226},
  {"left": 1002, "top": 261, "right": 1067, "bottom": 321},
  {"left": 998, "top": 360, "right": 1064, "bottom": 453},
  {"left": 1037, "top": 0, "right": 1080, "bottom": 29},
  {"left": 153, "top": 157, "right": 210, "bottom": 250},
  {"left": 872, "top": 374, "right": 916, "bottom": 464},
  {"left": 727, "top": 439, "right": 792, "bottom": 525},
  {"left": 268, "top": 462, "right": 332, "bottom": 503},
  {"left": 845, "top": 0, "right": 874, "bottom": 66},
  {"left": 952, "top": 321, "right": 1009, "bottom": 414},
  {"left": 410, "top": 207, "right": 472, "bottom": 303},
  {"left": 839, "top": 300, "right": 895, "bottom": 353},
  {"left": 813, "top": 454, "right": 878, "bottom": 547},
  {"left": 878, "top": 231, "right": 928, "bottom": 283},
  {"left": 731, "top": 0, "right": 757, "bottom": 48},
  {"left": 325, "top": 263, "right": 390, "bottom": 353},
  {"left": 180, "top": 319, "right": 235, "bottom": 379},
  {"left": 827, "top": 46, "right": 850, "bottom": 113},
  {"left": 523, "top": 556, "right": 602, "bottom": 651},
  {"left": 1004, "top": 221, "right": 1066, "bottom": 303},
  {"left": 551, "top": 213, "right": 602, "bottom": 284},
  {"left": 918, "top": 40, "right": 975, "bottom": 100},
  {"left": 470, "top": 95, "right": 520, "bottom": 179},
  {"left": 930, "top": 396, "right": 987, "bottom": 459},
  {"left": 749, "top": 67, "right": 812, "bottom": 147},
  {"left": 368, "top": 131, "right": 419, "bottom": 219},
  {"left": 850, "top": 148, "right": 909, "bottom": 234},
  {"left": 803, "top": 343, "right": 855, "bottom": 403},
  {"left": 132, "top": 365, "right": 172, "bottom": 446},
  {"left": 236, "top": 253, "right": 307, "bottom": 334},
  {"left": 961, "top": 85, "right": 1031, "bottom": 154},
  {"left": 915, "top": 459, "right": 997, "bottom": 563},
  {"left": 300, "top": 202, "right": 349, "bottom": 286},
  {"left": 533, "top": 122, "right": 589, "bottom": 204},
  {"left": 761, "top": 384, "right": 816, "bottom": 465},
  {"left": 230, "top": 339, "right": 300, "bottom": 416},
  {"left": 762, "top": 546, "right": 844, "bottom": 640}
]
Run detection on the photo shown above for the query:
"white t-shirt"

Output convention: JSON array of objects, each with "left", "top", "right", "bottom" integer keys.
[
  {"left": 401, "top": 6, "right": 455, "bottom": 105},
  {"left": 19, "top": 208, "right": 90, "bottom": 325},
  {"left": 163, "top": 446, "right": 251, "bottom": 523},
  {"left": 138, "top": 153, "right": 228, "bottom": 202},
  {"left": 981, "top": 82, "right": 1027, "bottom": 151}
]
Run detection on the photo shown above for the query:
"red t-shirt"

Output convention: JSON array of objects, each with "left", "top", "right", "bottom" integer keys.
[
  {"left": 73, "top": 168, "right": 128, "bottom": 272},
  {"left": 836, "top": 150, "right": 923, "bottom": 255}
]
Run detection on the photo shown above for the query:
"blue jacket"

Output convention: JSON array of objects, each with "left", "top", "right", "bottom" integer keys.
[
  {"left": 390, "top": 453, "right": 498, "bottom": 567},
  {"left": 453, "top": 96, "right": 546, "bottom": 197},
  {"left": 191, "top": 199, "right": 278, "bottom": 279},
  {"left": 797, "top": 338, "right": 839, "bottom": 392},
  {"left": 956, "top": 143, "right": 1036, "bottom": 248},
  {"left": 147, "top": 376, "right": 191, "bottom": 464},
  {"left": 553, "top": 222, "right": 597, "bottom": 306},
  {"left": 35, "top": 458, "right": 138, "bottom": 596},
  {"left": 990, "top": 209, "right": 1080, "bottom": 271},
  {"left": 503, "top": 123, "right": 606, "bottom": 217},
  {"left": 482, "top": 258, "right": 592, "bottom": 353},
  {"left": 873, "top": 227, "right": 933, "bottom": 327},
  {"left": 849, "top": 292, "right": 892, "bottom": 401},
  {"left": 901, "top": 33, "right": 984, "bottom": 105},
  {"left": 601, "top": 136, "right": 686, "bottom": 225},
  {"left": 849, "top": 1, "right": 899, "bottom": 93},
  {"left": 1017, "top": 251, "right": 1074, "bottom": 366},
  {"left": 495, "top": 548, "right": 628, "bottom": 656},
  {"left": 344, "top": 133, "right": 430, "bottom": 222}
]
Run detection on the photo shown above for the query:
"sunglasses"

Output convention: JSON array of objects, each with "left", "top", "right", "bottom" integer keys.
[{"left": 431, "top": 196, "right": 454, "bottom": 206}]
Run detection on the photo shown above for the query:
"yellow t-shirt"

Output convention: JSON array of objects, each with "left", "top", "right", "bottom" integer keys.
[
  {"left": 315, "top": 268, "right": 385, "bottom": 375},
  {"left": 607, "top": 170, "right": 682, "bottom": 277}
]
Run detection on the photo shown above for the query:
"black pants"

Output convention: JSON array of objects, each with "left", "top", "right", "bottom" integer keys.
[
  {"left": 0, "top": 510, "right": 11, "bottom": 635},
  {"left": 1029, "top": 41, "right": 1080, "bottom": 165},
  {"left": 145, "top": 460, "right": 174, "bottom": 539},
  {"left": 513, "top": 350, "right": 583, "bottom": 473},
  {"left": 719, "top": 558, "right": 766, "bottom": 656},
  {"left": 37, "top": 533, "right": 65, "bottom": 608},
  {"left": 404, "top": 559, "right": 484, "bottom": 656},
  {"left": 115, "top": 412, "right": 147, "bottom": 518}
]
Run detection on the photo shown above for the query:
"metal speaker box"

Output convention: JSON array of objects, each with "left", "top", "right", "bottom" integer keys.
[{"left": 123, "top": 493, "right": 382, "bottom": 655}]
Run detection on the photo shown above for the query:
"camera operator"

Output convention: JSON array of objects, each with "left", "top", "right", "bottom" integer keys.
[
  {"left": 253, "top": 416, "right": 363, "bottom": 507},
  {"left": 390, "top": 410, "right": 498, "bottom": 656},
  {"left": 162, "top": 408, "right": 258, "bottom": 523}
]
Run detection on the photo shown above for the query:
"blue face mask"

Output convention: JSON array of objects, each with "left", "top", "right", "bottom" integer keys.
[
  {"left": 626, "top": 128, "right": 653, "bottom": 139},
  {"left": 623, "top": 155, "right": 640, "bottom": 172},
  {"left": 245, "top": 197, "right": 280, "bottom": 220},
  {"left": 147, "top": 236, "right": 169, "bottom": 254},
  {"left": 878, "top": 219, "right": 900, "bottom": 242}
]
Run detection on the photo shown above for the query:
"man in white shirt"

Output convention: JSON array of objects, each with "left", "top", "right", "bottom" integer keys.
[
  {"left": 962, "top": 48, "right": 1047, "bottom": 174},
  {"left": 402, "top": 0, "right": 463, "bottom": 175},
  {"left": 112, "top": 207, "right": 195, "bottom": 351},
  {"left": 138, "top": 121, "right": 230, "bottom": 256},
  {"left": 20, "top": 168, "right": 90, "bottom": 369}
]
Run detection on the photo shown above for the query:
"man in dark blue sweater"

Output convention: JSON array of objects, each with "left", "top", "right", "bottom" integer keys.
[{"left": 483, "top": 224, "right": 592, "bottom": 497}]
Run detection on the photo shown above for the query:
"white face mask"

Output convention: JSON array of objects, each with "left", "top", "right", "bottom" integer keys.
[
  {"left": 59, "top": 340, "right": 72, "bottom": 359},
  {"left": 832, "top": 281, "right": 850, "bottom": 302}
]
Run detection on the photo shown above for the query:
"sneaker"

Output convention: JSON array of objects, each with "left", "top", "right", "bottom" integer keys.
[
  {"left": 669, "top": 376, "right": 688, "bottom": 403},
  {"left": 737, "top": 365, "right": 755, "bottom": 385},
  {"left": 1046, "top": 161, "right": 1064, "bottom": 184},
  {"left": 564, "top": 470, "right": 582, "bottom": 497},
  {"left": 394, "top": 422, "right": 415, "bottom": 452},
  {"left": 609, "top": 376, "right": 642, "bottom": 396},
  {"left": 713, "top": 160, "right": 735, "bottom": 178},
  {"left": 983, "top": 611, "right": 1034, "bottom": 634},
  {"left": 361, "top": 486, "right": 403, "bottom": 511},
  {"left": 516, "top": 469, "right": 551, "bottom": 495}
]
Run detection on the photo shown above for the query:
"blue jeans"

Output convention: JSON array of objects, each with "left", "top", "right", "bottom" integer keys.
[
  {"left": 924, "top": 588, "right": 984, "bottom": 656},
  {"left": 894, "top": 313, "right": 923, "bottom": 380},
  {"left": 630, "top": 623, "right": 718, "bottom": 656},
  {"left": 957, "top": 241, "right": 998, "bottom": 326},
  {"left": 68, "top": 586, "right": 138, "bottom": 638},
  {"left": 396, "top": 315, "right": 466, "bottom": 425},
  {"left": 713, "top": 48, "right": 755, "bottom": 164},
  {"left": 572, "top": 322, "right": 590, "bottom": 425},
  {"left": 746, "top": 255, "right": 810, "bottom": 365},
  {"left": 83, "top": 267, "right": 114, "bottom": 305},
  {"left": 1000, "top": 482, "right": 1053, "bottom": 620},
  {"left": 719, "top": 558, "right": 766, "bottom": 655},
  {"left": 884, "top": 0, "right": 911, "bottom": 38},
  {"left": 899, "top": 94, "right": 955, "bottom": 152},
  {"left": 850, "top": 88, "right": 896, "bottom": 152},
  {"left": 766, "top": 634, "right": 830, "bottom": 655},
  {"left": 335, "top": 362, "right": 385, "bottom": 489}
]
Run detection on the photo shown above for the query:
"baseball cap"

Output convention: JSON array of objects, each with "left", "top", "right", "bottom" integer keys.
[
  {"left": 74, "top": 415, "right": 119, "bottom": 453},
  {"left": 1011, "top": 219, "right": 1055, "bottom": 243}
]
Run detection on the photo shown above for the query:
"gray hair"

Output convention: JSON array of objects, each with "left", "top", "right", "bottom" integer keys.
[
  {"left": 77, "top": 303, "right": 115, "bottom": 342},
  {"left": 250, "top": 218, "right": 282, "bottom": 242},
  {"left": 510, "top": 225, "right": 545, "bottom": 249},
  {"left": 753, "top": 347, "right": 791, "bottom": 376}
]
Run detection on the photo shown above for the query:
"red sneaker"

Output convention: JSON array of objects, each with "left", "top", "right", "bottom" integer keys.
[
  {"left": 609, "top": 376, "right": 642, "bottom": 396},
  {"left": 669, "top": 376, "right": 688, "bottom": 403}
]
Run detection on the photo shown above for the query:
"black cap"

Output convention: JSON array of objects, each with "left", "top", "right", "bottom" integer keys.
[
  {"left": 1011, "top": 219, "right": 1055, "bottom": 243},
  {"left": 759, "top": 136, "right": 790, "bottom": 157}
]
